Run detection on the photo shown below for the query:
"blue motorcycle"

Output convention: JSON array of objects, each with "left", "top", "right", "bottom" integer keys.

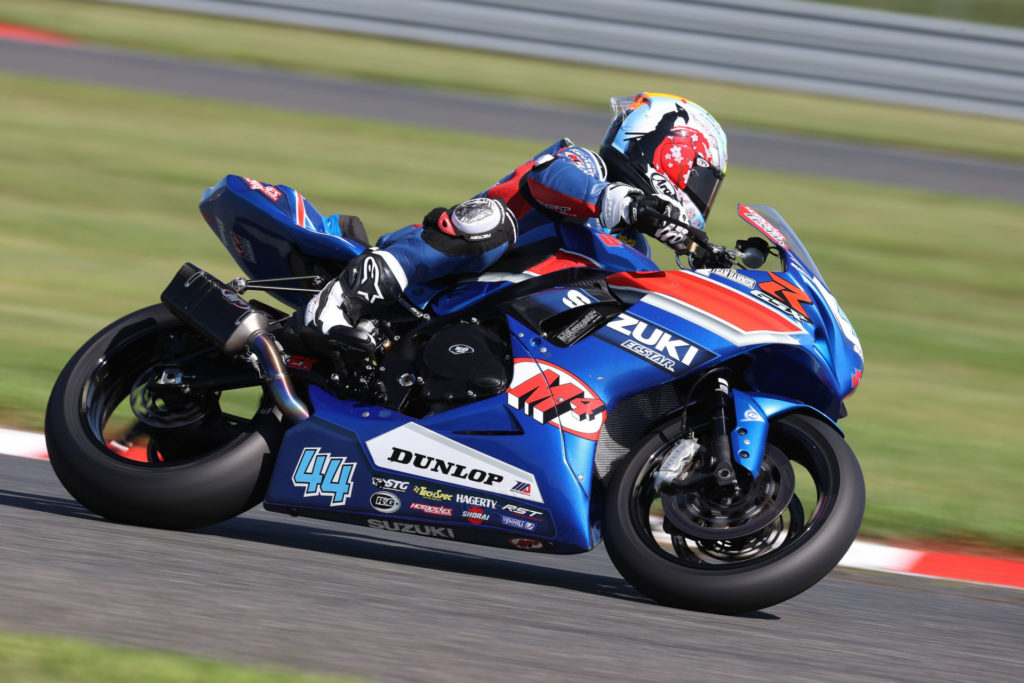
[{"left": 46, "top": 175, "right": 865, "bottom": 613}]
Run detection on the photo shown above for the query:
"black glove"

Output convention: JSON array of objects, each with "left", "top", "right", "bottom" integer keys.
[{"left": 625, "top": 194, "right": 692, "bottom": 252}]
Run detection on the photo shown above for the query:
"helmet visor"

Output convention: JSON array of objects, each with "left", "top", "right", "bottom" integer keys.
[{"left": 683, "top": 155, "right": 724, "bottom": 217}]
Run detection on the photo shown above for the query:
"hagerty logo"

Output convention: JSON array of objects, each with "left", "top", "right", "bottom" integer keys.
[{"left": 366, "top": 423, "right": 544, "bottom": 503}]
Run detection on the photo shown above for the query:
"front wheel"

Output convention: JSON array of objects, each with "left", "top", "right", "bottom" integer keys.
[
  {"left": 45, "top": 304, "right": 285, "bottom": 529},
  {"left": 603, "top": 413, "right": 865, "bottom": 613}
]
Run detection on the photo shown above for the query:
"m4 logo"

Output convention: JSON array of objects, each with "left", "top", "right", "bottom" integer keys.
[{"left": 292, "top": 446, "right": 357, "bottom": 506}]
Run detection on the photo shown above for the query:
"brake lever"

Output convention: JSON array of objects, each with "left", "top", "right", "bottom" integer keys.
[{"left": 643, "top": 208, "right": 735, "bottom": 263}]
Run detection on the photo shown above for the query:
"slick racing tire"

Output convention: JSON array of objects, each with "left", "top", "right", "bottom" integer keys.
[
  {"left": 603, "top": 413, "right": 865, "bottom": 614},
  {"left": 45, "top": 304, "right": 284, "bottom": 529}
]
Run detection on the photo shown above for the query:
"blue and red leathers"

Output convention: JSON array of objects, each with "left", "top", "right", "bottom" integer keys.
[{"left": 372, "top": 139, "right": 652, "bottom": 286}]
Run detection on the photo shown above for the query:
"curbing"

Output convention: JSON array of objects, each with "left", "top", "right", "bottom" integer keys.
[{"left": 4, "top": 427, "right": 1021, "bottom": 591}]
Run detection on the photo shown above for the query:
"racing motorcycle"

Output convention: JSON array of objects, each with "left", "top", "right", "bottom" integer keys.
[{"left": 45, "top": 174, "right": 865, "bottom": 613}]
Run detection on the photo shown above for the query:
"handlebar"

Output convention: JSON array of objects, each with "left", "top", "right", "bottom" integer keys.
[{"left": 640, "top": 207, "right": 737, "bottom": 265}]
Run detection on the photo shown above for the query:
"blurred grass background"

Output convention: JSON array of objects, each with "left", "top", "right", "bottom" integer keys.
[
  {"left": 0, "top": 1, "right": 1022, "bottom": 552},
  {"left": 0, "top": 631, "right": 354, "bottom": 682}
]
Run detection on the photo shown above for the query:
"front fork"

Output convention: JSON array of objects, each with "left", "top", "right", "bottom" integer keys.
[{"left": 719, "top": 384, "right": 842, "bottom": 479}]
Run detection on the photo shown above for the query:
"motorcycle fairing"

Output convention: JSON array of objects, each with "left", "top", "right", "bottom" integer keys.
[{"left": 199, "top": 175, "right": 366, "bottom": 308}]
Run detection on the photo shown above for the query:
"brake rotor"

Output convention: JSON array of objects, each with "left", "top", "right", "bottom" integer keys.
[{"left": 661, "top": 446, "right": 795, "bottom": 541}]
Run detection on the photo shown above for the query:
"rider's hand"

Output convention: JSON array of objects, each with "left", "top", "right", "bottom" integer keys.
[{"left": 625, "top": 193, "right": 693, "bottom": 252}]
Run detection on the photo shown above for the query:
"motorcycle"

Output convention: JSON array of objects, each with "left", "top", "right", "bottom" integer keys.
[{"left": 45, "top": 174, "right": 865, "bottom": 613}]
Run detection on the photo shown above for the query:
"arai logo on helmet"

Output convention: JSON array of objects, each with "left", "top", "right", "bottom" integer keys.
[{"left": 449, "top": 344, "right": 474, "bottom": 355}]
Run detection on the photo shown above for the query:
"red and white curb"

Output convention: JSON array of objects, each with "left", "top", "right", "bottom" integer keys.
[
  {"left": 3, "top": 427, "right": 1021, "bottom": 590},
  {"left": 0, "top": 427, "right": 48, "bottom": 460}
]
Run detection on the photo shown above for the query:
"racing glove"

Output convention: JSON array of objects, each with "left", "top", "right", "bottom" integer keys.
[{"left": 624, "top": 193, "right": 695, "bottom": 253}]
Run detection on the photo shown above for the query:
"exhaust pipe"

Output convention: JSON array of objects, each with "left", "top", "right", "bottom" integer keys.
[{"left": 161, "top": 263, "right": 310, "bottom": 423}]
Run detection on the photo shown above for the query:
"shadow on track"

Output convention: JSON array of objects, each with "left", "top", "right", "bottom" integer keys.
[{"left": 0, "top": 487, "right": 779, "bottom": 618}]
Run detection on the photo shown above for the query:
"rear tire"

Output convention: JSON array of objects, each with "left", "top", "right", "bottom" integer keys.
[
  {"left": 45, "top": 304, "right": 284, "bottom": 529},
  {"left": 603, "top": 413, "right": 864, "bottom": 613}
]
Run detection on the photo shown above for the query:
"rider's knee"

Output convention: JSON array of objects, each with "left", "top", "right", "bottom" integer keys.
[{"left": 421, "top": 197, "right": 517, "bottom": 255}]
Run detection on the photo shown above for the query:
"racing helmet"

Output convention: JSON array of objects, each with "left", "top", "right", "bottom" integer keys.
[{"left": 600, "top": 92, "right": 728, "bottom": 226}]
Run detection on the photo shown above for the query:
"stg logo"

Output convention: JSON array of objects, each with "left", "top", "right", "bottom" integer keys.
[{"left": 291, "top": 446, "right": 356, "bottom": 506}]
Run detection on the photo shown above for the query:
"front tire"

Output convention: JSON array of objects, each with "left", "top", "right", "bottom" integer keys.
[
  {"left": 603, "top": 413, "right": 865, "bottom": 613},
  {"left": 45, "top": 304, "right": 284, "bottom": 529}
]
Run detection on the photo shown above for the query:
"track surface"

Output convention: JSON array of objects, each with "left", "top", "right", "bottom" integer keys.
[
  {"left": 2, "top": 38, "right": 1024, "bottom": 203},
  {"left": 2, "top": 456, "right": 1021, "bottom": 681}
]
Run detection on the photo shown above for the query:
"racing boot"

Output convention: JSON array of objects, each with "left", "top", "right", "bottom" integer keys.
[{"left": 304, "top": 248, "right": 408, "bottom": 351}]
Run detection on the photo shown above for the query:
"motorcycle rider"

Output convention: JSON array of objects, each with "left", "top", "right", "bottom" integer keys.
[{"left": 306, "top": 92, "right": 728, "bottom": 349}]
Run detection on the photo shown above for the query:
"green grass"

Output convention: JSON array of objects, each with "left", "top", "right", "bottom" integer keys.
[
  {"left": 0, "top": 71, "right": 1021, "bottom": 551},
  {"left": 4, "top": 0, "right": 1024, "bottom": 165},
  {"left": 0, "top": 631, "right": 353, "bottom": 682},
  {"left": 814, "top": 0, "right": 1024, "bottom": 27}
]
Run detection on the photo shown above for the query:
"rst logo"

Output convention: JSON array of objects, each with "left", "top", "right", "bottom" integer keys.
[
  {"left": 291, "top": 447, "right": 356, "bottom": 506},
  {"left": 601, "top": 314, "right": 709, "bottom": 373},
  {"left": 501, "top": 504, "right": 543, "bottom": 519},
  {"left": 506, "top": 360, "right": 606, "bottom": 441}
]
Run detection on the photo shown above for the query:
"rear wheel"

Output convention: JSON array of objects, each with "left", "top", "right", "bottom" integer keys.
[
  {"left": 603, "top": 413, "right": 864, "bottom": 613},
  {"left": 45, "top": 304, "right": 284, "bottom": 529}
]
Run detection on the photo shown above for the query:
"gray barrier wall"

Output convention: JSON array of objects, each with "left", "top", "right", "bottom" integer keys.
[{"left": 105, "top": 0, "right": 1024, "bottom": 119}]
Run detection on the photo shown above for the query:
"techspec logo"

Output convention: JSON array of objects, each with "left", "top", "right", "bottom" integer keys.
[
  {"left": 506, "top": 359, "right": 606, "bottom": 441},
  {"left": 366, "top": 423, "right": 543, "bottom": 503}
]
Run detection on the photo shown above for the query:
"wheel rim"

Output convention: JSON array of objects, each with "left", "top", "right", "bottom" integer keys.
[
  {"left": 627, "top": 421, "right": 840, "bottom": 569},
  {"left": 79, "top": 318, "right": 269, "bottom": 467}
]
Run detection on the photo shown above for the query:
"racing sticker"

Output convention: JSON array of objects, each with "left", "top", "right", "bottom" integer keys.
[
  {"left": 738, "top": 204, "right": 787, "bottom": 248},
  {"left": 367, "top": 519, "right": 455, "bottom": 539},
  {"left": 366, "top": 423, "right": 544, "bottom": 503},
  {"left": 242, "top": 176, "right": 282, "bottom": 202},
  {"left": 291, "top": 446, "right": 357, "bottom": 506},
  {"left": 749, "top": 272, "right": 813, "bottom": 323},
  {"left": 506, "top": 359, "right": 606, "bottom": 441},
  {"left": 596, "top": 312, "right": 713, "bottom": 374}
]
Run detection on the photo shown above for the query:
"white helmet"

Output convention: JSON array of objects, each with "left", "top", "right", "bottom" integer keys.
[{"left": 600, "top": 93, "right": 728, "bottom": 227}]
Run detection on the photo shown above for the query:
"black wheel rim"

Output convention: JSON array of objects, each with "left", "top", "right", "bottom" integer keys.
[
  {"left": 79, "top": 317, "right": 268, "bottom": 467},
  {"left": 627, "top": 421, "right": 841, "bottom": 569}
]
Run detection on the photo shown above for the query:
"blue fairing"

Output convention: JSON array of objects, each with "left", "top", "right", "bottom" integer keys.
[
  {"left": 199, "top": 175, "right": 365, "bottom": 309},
  {"left": 248, "top": 197, "right": 860, "bottom": 554}
]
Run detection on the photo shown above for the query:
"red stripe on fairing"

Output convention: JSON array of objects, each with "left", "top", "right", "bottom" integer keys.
[
  {"left": 607, "top": 270, "right": 803, "bottom": 334},
  {"left": 0, "top": 23, "right": 76, "bottom": 46},
  {"left": 525, "top": 250, "right": 600, "bottom": 276},
  {"left": 293, "top": 190, "right": 307, "bottom": 228}
]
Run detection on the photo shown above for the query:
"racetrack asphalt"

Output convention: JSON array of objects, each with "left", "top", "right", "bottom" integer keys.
[
  {"left": 1, "top": 37, "right": 1024, "bottom": 204},
  {"left": 2, "top": 455, "right": 1022, "bottom": 682}
]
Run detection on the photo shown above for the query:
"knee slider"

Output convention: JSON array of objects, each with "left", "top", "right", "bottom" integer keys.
[{"left": 422, "top": 197, "right": 517, "bottom": 255}]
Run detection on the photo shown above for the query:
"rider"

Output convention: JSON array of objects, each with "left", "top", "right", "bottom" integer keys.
[{"left": 306, "top": 92, "right": 728, "bottom": 347}]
